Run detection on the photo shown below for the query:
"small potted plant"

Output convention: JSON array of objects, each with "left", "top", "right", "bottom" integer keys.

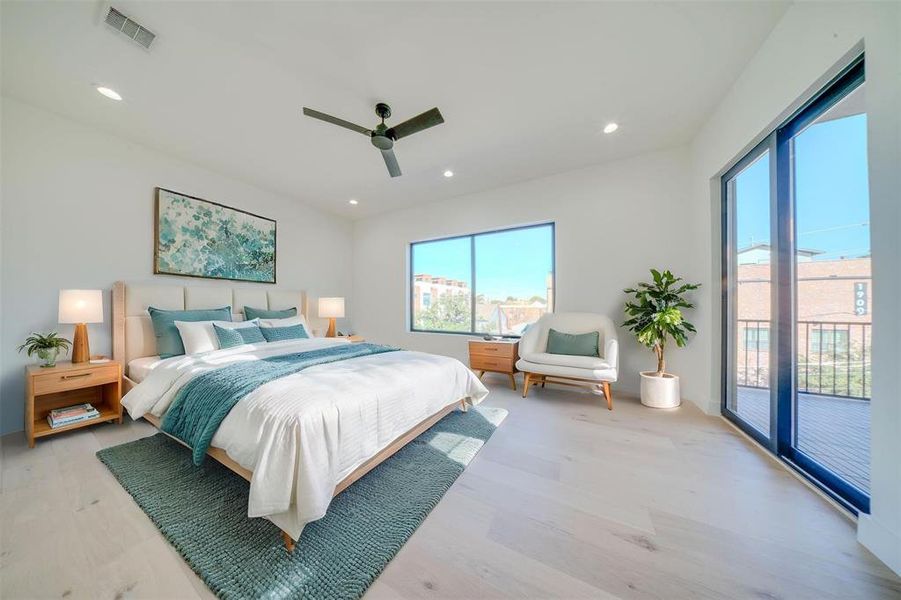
[
  {"left": 623, "top": 269, "right": 700, "bottom": 408},
  {"left": 18, "top": 332, "right": 72, "bottom": 368}
]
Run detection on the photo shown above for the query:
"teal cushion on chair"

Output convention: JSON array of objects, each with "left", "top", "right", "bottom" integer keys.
[
  {"left": 213, "top": 324, "right": 266, "bottom": 349},
  {"left": 546, "top": 328, "right": 599, "bottom": 357},
  {"left": 260, "top": 324, "right": 309, "bottom": 342},
  {"left": 149, "top": 306, "right": 232, "bottom": 358},
  {"left": 244, "top": 306, "right": 297, "bottom": 320}
]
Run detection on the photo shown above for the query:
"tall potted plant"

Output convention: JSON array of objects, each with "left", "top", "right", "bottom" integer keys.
[{"left": 623, "top": 269, "right": 700, "bottom": 408}]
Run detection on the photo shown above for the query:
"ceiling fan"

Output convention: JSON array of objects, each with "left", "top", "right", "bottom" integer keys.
[{"left": 302, "top": 103, "right": 444, "bottom": 177}]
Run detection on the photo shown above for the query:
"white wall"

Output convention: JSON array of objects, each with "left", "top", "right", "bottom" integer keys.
[
  {"left": 353, "top": 147, "right": 708, "bottom": 403},
  {"left": 0, "top": 97, "right": 355, "bottom": 435},
  {"left": 689, "top": 2, "right": 901, "bottom": 574}
]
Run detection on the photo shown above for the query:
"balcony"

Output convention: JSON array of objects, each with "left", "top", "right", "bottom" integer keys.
[
  {"left": 734, "top": 320, "right": 871, "bottom": 493},
  {"left": 734, "top": 387, "right": 870, "bottom": 492}
]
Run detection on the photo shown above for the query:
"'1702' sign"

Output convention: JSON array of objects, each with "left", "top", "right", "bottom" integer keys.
[{"left": 854, "top": 282, "right": 868, "bottom": 316}]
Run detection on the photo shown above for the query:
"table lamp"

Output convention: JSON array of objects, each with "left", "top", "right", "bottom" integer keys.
[
  {"left": 318, "top": 297, "right": 345, "bottom": 338},
  {"left": 59, "top": 289, "right": 103, "bottom": 363}
]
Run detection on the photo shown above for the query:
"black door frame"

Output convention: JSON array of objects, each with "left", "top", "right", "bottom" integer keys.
[{"left": 721, "top": 55, "right": 869, "bottom": 514}]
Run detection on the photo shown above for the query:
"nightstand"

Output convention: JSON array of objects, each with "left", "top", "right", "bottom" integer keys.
[
  {"left": 25, "top": 360, "right": 122, "bottom": 448},
  {"left": 469, "top": 339, "right": 519, "bottom": 390},
  {"left": 337, "top": 335, "right": 365, "bottom": 343}
]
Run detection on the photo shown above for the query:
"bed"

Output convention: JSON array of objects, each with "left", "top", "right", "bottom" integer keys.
[{"left": 111, "top": 281, "right": 488, "bottom": 550}]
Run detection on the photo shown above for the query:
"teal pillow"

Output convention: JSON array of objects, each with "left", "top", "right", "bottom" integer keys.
[
  {"left": 260, "top": 324, "right": 309, "bottom": 342},
  {"left": 148, "top": 306, "right": 232, "bottom": 359},
  {"left": 214, "top": 324, "right": 266, "bottom": 349},
  {"left": 244, "top": 306, "right": 297, "bottom": 320},
  {"left": 546, "top": 328, "right": 599, "bottom": 357}
]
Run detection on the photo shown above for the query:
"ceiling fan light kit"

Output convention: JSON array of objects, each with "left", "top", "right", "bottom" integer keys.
[{"left": 303, "top": 102, "right": 445, "bottom": 178}]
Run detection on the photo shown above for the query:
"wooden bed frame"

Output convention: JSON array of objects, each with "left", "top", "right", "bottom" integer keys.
[
  {"left": 112, "top": 281, "right": 468, "bottom": 551},
  {"left": 140, "top": 402, "right": 464, "bottom": 551}
]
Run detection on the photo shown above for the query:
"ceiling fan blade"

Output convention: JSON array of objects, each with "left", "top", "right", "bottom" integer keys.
[
  {"left": 302, "top": 107, "right": 371, "bottom": 136},
  {"left": 387, "top": 107, "right": 444, "bottom": 140},
  {"left": 381, "top": 148, "right": 402, "bottom": 177}
]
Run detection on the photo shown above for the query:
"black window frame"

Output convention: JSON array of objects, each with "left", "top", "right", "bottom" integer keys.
[
  {"left": 409, "top": 222, "right": 556, "bottom": 337},
  {"left": 720, "top": 55, "right": 869, "bottom": 513}
]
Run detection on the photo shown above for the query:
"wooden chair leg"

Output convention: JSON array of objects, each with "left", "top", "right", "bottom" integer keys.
[
  {"left": 522, "top": 372, "right": 532, "bottom": 398},
  {"left": 282, "top": 530, "right": 296, "bottom": 552},
  {"left": 602, "top": 381, "right": 613, "bottom": 410},
  {"left": 541, "top": 375, "right": 546, "bottom": 388}
]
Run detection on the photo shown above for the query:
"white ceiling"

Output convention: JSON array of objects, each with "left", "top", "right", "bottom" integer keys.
[{"left": 1, "top": 1, "right": 788, "bottom": 218}]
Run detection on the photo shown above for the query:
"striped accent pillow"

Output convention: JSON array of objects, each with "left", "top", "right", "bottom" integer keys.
[
  {"left": 260, "top": 324, "right": 309, "bottom": 342},
  {"left": 213, "top": 324, "right": 266, "bottom": 349}
]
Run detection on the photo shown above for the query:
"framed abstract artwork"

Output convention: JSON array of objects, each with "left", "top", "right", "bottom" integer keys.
[{"left": 154, "top": 188, "right": 277, "bottom": 283}]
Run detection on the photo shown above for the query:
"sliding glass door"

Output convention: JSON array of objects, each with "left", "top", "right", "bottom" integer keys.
[
  {"left": 723, "top": 144, "right": 775, "bottom": 445},
  {"left": 722, "top": 56, "right": 870, "bottom": 512}
]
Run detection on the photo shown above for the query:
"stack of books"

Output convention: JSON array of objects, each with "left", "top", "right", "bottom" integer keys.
[{"left": 47, "top": 403, "right": 100, "bottom": 429}]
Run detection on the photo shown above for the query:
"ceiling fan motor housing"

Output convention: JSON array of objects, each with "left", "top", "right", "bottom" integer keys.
[
  {"left": 372, "top": 103, "right": 396, "bottom": 148},
  {"left": 371, "top": 133, "right": 394, "bottom": 150}
]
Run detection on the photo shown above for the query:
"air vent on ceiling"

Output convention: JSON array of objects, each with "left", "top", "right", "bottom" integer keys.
[{"left": 104, "top": 6, "right": 156, "bottom": 50}]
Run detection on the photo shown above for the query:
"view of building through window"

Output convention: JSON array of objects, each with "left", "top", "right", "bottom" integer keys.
[
  {"left": 411, "top": 224, "right": 554, "bottom": 335},
  {"left": 733, "top": 98, "right": 872, "bottom": 403},
  {"left": 726, "top": 74, "right": 872, "bottom": 499}
]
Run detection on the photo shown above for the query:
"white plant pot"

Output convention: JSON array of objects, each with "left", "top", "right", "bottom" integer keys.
[{"left": 639, "top": 371, "right": 681, "bottom": 408}]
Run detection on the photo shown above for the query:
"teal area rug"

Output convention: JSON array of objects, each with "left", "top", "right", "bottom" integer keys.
[{"left": 97, "top": 406, "right": 507, "bottom": 600}]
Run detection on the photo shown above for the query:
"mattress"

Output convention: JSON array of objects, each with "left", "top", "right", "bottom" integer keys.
[{"left": 128, "top": 355, "right": 165, "bottom": 382}]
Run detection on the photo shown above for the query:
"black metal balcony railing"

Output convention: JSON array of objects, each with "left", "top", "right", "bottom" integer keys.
[{"left": 736, "top": 320, "right": 872, "bottom": 400}]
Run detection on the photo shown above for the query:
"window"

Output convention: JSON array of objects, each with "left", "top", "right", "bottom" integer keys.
[
  {"left": 810, "top": 329, "right": 850, "bottom": 354},
  {"left": 744, "top": 325, "right": 770, "bottom": 352},
  {"left": 410, "top": 223, "right": 555, "bottom": 335},
  {"left": 721, "top": 55, "right": 871, "bottom": 512}
]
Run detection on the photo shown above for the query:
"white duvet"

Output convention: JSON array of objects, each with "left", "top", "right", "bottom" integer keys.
[{"left": 121, "top": 337, "right": 489, "bottom": 539}]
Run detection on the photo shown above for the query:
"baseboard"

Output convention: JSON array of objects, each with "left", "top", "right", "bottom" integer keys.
[
  {"left": 858, "top": 513, "right": 901, "bottom": 576},
  {"left": 718, "top": 416, "right": 856, "bottom": 523},
  {"left": 698, "top": 397, "right": 720, "bottom": 416}
]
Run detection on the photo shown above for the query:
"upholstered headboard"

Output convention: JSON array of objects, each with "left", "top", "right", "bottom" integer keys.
[{"left": 112, "top": 281, "right": 308, "bottom": 369}]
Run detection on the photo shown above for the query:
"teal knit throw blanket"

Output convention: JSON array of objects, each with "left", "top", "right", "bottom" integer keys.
[{"left": 162, "top": 343, "right": 399, "bottom": 465}]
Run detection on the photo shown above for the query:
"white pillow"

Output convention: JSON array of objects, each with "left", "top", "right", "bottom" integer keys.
[
  {"left": 175, "top": 319, "right": 260, "bottom": 355},
  {"left": 258, "top": 314, "right": 314, "bottom": 335}
]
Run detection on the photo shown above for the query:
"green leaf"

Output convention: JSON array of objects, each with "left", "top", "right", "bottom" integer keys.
[{"left": 622, "top": 270, "right": 701, "bottom": 369}]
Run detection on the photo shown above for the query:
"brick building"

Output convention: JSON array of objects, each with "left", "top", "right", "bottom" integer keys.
[{"left": 736, "top": 252, "right": 872, "bottom": 397}]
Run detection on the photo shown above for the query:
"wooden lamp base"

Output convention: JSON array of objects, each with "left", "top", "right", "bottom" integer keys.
[
  {"left": 326, "top": 318, "right": 337, "bottom": 338},
  {"left": 71, "top": 323, "right": 91, "bottom": 363}
]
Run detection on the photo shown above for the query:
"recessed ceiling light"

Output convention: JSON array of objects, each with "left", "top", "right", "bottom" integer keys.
[
  {"left": 603, "top": 122, "right": 619, "bottom": 134},
  {"left": 348, "top": 199, "right": 359, "bottom": 205},
  {"left": 443, "top": 170, "right": 454, "bottom": 178},
  {"left": 96, "top": 86, "right": 122, "bottom": 101}
]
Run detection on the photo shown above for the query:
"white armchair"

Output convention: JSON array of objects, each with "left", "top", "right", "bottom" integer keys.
[{"left": 516, "top": 312, "right": 619, "bottom": 409}]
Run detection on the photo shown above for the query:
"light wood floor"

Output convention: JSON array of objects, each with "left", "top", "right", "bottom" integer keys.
[{"left": 2, "top": 376, "right": 899, "bottom": 599}]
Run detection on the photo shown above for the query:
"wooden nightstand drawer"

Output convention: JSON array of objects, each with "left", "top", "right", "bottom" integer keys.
[
  {"left": 468, "top": 341, "right": 517, "bottom": 358},
  {"left": 468, "top": 340, "right": 520, "bottom": 390},
  {"left": 470, "top": 355, "right": 515, "bottom": 372},
  {"left": 32, "top": 364, "right": 119, "bottom": 396}
]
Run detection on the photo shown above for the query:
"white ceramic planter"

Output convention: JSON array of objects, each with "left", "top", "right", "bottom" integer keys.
[{"left": 639, "top": 371, "right": 681, "bottom": 408}]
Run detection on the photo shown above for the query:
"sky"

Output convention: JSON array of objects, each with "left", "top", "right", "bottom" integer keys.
[
  {"left": 735, "top": 103, "right": 870, "bottom": 261},
  {"left": 412, "top": 224, "right": 553, "bottom": 300}
]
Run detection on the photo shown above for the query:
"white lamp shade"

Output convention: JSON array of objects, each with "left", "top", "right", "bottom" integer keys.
[
  {"left": 318, "top": 297, "right": 345, "bottom": 319},
  {"left": 59, "top": 289, "right": 103, "bottom": 324}
]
